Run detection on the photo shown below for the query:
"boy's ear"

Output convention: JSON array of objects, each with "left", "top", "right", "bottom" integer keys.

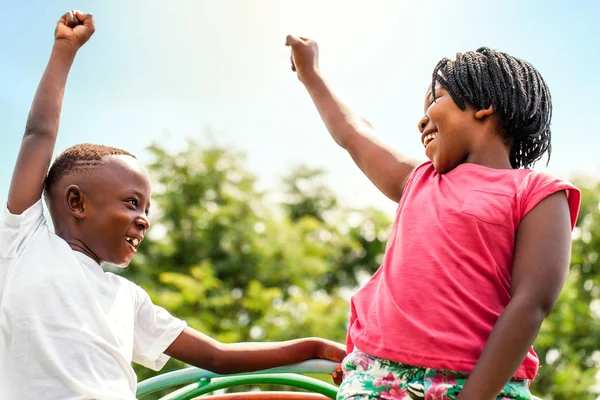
[
  {"left": 475, "top": 105, "right": 495, "bottom": 119},
  {"left": 65, "top": 185, "right": 86, "bottom": 219}
]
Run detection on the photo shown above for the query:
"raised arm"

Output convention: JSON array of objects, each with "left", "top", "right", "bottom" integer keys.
[
  {"left": 166, "top": 327, "right": 346, "bottom": 375},
  {"left": 286, "top": 35, "right": 418, "bottom": 203},
  {"left": 7, "top": 11, "right": 95, "bottom": 215}
]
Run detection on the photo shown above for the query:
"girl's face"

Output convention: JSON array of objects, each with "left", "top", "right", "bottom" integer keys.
[{"left": 417, "top": 82, "right": 481, "bottom": 174}]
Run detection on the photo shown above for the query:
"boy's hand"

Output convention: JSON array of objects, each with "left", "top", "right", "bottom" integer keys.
[
  {"left": 55, "top": 10, "right": 95, "bottom": 49},
  {"left": 285, "top": 35, "right": 319, "bottom": 82}
]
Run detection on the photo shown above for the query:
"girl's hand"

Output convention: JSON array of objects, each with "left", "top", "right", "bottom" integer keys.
[
  {"left": 314, "top": 339, "right": 346, "bottom": 384},
  {"left": 285, "top": 35, "right": 320, "bottom": 82},
  {"left": 331, "top": 365, "right": 343, "bottom": 385},
  {"left": 55, "top": 10, "right": 95, "bottom": 50}
]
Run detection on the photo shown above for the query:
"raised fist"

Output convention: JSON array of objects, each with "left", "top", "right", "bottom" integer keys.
[
  {"left": 55, "top": 10, "right": 95, "bottom": 49},
  {"left": 285, "top": 35, "right": 319, "bottom": 81}
]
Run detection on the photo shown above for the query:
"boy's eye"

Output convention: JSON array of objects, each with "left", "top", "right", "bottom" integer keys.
[{"left": 127, "top": 199, "right": 138, "bottom": 207}]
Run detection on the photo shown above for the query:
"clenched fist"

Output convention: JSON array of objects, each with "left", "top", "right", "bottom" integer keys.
[
  {"left": 285, "top": 35, "right": 320, "bottom": 82},
  {"left": 55, "top": 10, "right": 95, "bottom": 49}
]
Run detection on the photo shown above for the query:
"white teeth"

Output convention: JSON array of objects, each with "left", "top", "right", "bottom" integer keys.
[
  {"left": 423, "top": 132, "right": 438, "bottom": 147},
  {"left": 125, "top": 236, "right": 140, "bottom": 248}
]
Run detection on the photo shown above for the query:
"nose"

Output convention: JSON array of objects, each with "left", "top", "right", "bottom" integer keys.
[
  {"left": 136, "top": 215, "right": 150, "bottom": 231},
  {"left": 418, "top": 114, "right": 429, "bottom": 133}
]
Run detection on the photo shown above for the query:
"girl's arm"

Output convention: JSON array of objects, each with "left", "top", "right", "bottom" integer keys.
[
  {"left": 7, "top": 11, "right": 95, "bottom": 215},
  {"left": 286, "top": 35, "right": 418, "bottom": 203},
  {"left": 166, "top": 327, "right": 346, "bottom": 375},
  {"left": 457, "top": 191, "right": 572, "bottom": 400}
]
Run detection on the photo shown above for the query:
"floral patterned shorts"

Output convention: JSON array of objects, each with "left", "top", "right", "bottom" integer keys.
[{"left": 337, "top": 349, "right": 531, "bottom": 399}]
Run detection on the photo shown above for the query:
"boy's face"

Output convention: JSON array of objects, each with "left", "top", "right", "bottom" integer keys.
[
  {"left": 77, "top": 155, "right": 152, "bottom": 267},
  {"left": 418, "top": 82, "right": 479, "bottom": 173}
]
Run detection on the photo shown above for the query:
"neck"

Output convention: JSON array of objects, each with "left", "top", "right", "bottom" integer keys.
[
  {"left": 464, "top": 133, "right": 513, "bottom": 170},
  {"left": 57, "top": 229, "right": 102, "bottom": 265},
  {"left": 68, "top": 240, "right": 102, "bottom": 265}
]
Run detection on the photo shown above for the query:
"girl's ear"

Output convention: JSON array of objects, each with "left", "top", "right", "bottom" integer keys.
[{"left": 475, "top": 105, "right": 495, "bottom": 119}]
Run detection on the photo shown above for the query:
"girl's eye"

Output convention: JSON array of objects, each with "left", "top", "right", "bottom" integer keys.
[{"left": 127, "top": 199, "right": 138, "bottom": 207}]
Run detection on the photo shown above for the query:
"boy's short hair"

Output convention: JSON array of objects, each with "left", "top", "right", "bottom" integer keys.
[
  {"left": 44, "top": 143, "right": 135, "bottom": 199},
  {"left": 431, "top": 47, "right": 552, "bottom": 169}
]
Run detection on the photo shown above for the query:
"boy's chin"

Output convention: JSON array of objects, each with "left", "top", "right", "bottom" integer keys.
[{"left": 108, "top": 256, "right": 134, "bottom": 269}]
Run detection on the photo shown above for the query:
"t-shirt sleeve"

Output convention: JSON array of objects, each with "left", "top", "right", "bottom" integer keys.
[
  {"left": 132, "top": 284, "right": 187, "bottom": 371},
  {"left": 401, "top": 161, "right": 432, "bottom": 198},
  {"left": 518, "top": 172, "right": 581, "bottom": 230},
  {"left": 0, "top": 199, "right": 46, "bottom": 260}
]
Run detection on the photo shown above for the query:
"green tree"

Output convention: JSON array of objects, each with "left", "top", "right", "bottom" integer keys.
[
  {"left": 118, "top": 140, "right": 389, "bottom": 395},
  {"left": 280, "top": 166, "right": 391, "bottom": 291}
]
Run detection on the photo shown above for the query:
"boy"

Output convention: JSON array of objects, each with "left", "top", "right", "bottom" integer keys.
[{"left": 0, "top": 11, "right": 346, "bottom": 400}]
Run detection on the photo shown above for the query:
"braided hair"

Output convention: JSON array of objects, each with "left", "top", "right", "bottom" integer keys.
[
  {"left": 431, "top": 47, "right": 552, "bottom": 169},
  {"left": 44, "top": 143, "right": 135, "bottom": 199}
]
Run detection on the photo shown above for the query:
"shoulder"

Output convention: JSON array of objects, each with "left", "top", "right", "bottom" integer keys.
[
  {"left": 403, "top": 161, "right": 435, "bottom": 189},
  {"left": 1, "top": 199, "right": 49, "bottom": 259},
  {"left": 517, "top": 170, "right": 581, "bottom": 230},
  {"left": 106, "top": 273, "right": 147, "bottom": 304}
]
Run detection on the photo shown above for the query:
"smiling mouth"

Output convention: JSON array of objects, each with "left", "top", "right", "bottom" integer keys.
[
  {"left": 423, "top": 132, "right": 438, "bottom": 147},
  {"left": 125, "top": 236, "right": 141, "bottom": 250}
]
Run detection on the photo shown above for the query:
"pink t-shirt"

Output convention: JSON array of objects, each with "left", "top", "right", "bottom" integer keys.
[{"left": 347, "top": 161, "right": 580, "bottom": 380}]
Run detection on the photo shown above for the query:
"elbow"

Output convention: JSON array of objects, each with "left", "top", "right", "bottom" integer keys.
[
  {"left": 513, "top": 295, "right": 555, "bottom": 325},
  {"left": 538, "top": 298, "right": 556, "bottom": 319},
  {"left": 207, "top": 359, "right": 230, "bottom": 375},
  {"left": 201, "top": 343, "right": 233, "bottom": 375},
  {"left": 338, "top": 118, "right": 373, "bottom": 151},
  {"left": 530, "top": 292, "right": 559, "bottom": 319},
  {"left": 200, "top": 351, "right": 224, "bottom": 374}
]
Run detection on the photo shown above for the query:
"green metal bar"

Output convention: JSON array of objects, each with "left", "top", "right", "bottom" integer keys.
[
  {"left": 157, "top": 383, "right": 199, "bottom": 400},
  {"left": 158, "top": 373, "right": 338, "bottom": 400},
  {"left": 137, "top": 360, "right": 338, "bottom": 398},
  {"left": 136, "top": 359, "right": 544, "bottom": 400}
]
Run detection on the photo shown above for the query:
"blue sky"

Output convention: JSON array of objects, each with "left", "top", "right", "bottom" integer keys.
[{"left": 1, "top": 0, "right": 598, "bottom": 214}]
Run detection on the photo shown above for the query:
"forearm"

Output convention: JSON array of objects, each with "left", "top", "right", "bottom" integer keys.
[
  {"left": 457, "top": 298, "right": 545, "bottom": 400},
  {"left": 25, "top": 40, "right": 77, "bottom": 139},
  {"left": 301, "top": 70, "right": 374, "bottom": 150},
  {"left": 167, "top": 327, "right": 346, "bottom": 375},
  {"left": 8, "top": 11, "right": 92, "bottom": 214},
  {"left": 179, "top": 335, "right": 329, "bottom": 375},
  {"left": 206, "top": 338, "right": 326, "bottom": 374}
]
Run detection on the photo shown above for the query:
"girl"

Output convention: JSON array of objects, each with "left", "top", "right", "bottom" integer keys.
[{"left": 285, "top": 35, "right": 580, "bottom": 400}]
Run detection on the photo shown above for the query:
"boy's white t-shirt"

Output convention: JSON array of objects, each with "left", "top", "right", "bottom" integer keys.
[{"left": 0, "top": 200, "right": 187, "bottom": 400}]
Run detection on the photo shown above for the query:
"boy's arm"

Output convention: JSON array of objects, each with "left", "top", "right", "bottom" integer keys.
[
  {"left": 166, "top": 327, "right": 346, "bottom": 374},
  {"left": 456, "top": 192, "right": 572, "bottom": 400},
  {"left": 286, "top": 35, "right": 418, "bottom": 203},
  {"left": 7, "top": 11, "right": 95, "bottom": 215}
]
